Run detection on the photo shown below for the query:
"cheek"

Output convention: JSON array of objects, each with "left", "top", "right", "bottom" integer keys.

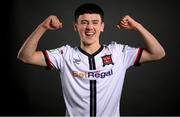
[
  {"left": 76, "top": 27, "right": 83, "bottom": 33},
  {"left": 79, "top": 28, "right": 85, "bottom": 34},
  {"left": 77, "top": 26, "right": 86, "bottom": 31},
  {"left": 77, "top": 28, "right": 85, "bottom": 36}
]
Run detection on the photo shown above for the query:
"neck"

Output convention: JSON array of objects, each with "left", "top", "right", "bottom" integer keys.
[{"left": 80, "top": 42, "right": 101, "bottom": 55}]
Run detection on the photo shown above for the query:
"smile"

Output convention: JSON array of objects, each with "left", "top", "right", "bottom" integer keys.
[{"left": 85, "top": 32, "right": 95, "bottom": 36}]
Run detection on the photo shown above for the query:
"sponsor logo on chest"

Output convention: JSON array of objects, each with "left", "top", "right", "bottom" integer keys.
[{"left": 72, "top": 69, "right": 113, "bottom": 79}]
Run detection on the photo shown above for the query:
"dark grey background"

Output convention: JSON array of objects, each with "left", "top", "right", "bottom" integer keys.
[{"left": 2, "top": 0, "right": 180, "bottom": 116}]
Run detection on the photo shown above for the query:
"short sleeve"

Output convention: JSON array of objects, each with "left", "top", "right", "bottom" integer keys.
[
  {"left": 42, "top": 46, "right": 68, "bottom": 70},
  {"left": 109, "top": 42, "right": 143, "bottom": 69},
  {"left": 121, "top": 45, "right": 143, "bottom": 68}
]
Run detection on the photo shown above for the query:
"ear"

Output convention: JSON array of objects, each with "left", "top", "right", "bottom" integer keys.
[
  {"left": 100, "top": 22, "right": 104, "bottom": 32},
  {"left": 73, "top": 22, "right": 77, "bottom": 32}
]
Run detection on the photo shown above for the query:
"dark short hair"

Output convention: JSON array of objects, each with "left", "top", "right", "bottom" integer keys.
[{"left": 74, "top": 3, "right": 104, "bottom": 22}]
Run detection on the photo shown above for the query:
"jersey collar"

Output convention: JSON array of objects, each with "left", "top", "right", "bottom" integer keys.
[{"left": 78, "top": 45, "right": 104, "bottom": 57}]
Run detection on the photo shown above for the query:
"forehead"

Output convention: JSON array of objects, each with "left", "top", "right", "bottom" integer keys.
[{"left": 77, "top": 13, "right": 102, "bottom": 21}]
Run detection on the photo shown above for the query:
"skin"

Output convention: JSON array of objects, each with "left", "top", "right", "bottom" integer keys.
[
  {"left": 17, "top": 14, "right": 165, "bottom": 67},
  {"left": 74, "top": 14, "right": 104, "bottom": 54},
  {"left": 116, "top": 15, "right": 165, "bottom": 63}
]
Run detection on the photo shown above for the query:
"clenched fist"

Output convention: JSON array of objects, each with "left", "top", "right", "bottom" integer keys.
[
  {"left": 40, "top": 15, "right": 62, "bottom": 30},
  {"left": 117, "top": 15, "right": 139, "bottom": 30}
]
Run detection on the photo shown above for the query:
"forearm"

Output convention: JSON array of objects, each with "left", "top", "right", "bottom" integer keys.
[
  {"left": 135, "top": 23, "right": 165, "bottom": 60},
  {"left": 17, "top": 25, "right": 47, "bottom": 61}
]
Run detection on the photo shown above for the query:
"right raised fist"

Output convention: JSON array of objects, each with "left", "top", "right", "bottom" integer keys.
[{"left": 40, "top": 15, "right": 62, "bottom": 30}]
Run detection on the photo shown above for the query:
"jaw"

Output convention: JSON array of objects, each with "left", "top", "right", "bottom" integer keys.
[{"left": 80, "top": 35, "right": 99, "bottom": 46}]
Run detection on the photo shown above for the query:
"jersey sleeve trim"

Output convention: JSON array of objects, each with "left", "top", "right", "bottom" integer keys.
[
  {"left": 134, "top": 48, "right": 143, "bottom": 66},
  {"left": 42, "top": 50, "right": 53, "bottom": 69}
]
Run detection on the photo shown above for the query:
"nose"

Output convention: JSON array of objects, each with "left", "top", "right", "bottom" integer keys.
[{"left": 86, "top": 23, "right": 93, "bottom": 30}]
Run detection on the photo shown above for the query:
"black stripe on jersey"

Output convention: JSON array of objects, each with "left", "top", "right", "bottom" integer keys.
[
  {"left": 89, "top": 56, "right": 97, "bottom": 116},
  {"left": 89, "top": 57, "right": 96, "bottom": 70},
  {"left": 90, "top": 80, "right": 96, "bottom": 117},
  {"left": 78, "top": 45, "right": 103, "bottom": 117},
  {"left": 79, "top": 45, "right": 103, "bottom": 70},
  {"left": 89, "top": 56, "right": 96, "bottom": 116}
]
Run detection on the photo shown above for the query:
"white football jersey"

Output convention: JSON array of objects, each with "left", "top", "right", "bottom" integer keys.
[{"left": 43, "top": 41, "right": 143, "bottom": 117}]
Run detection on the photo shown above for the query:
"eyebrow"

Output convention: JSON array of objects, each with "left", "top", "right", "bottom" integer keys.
[{"left": 80, "top": 20, "right": 100, "bottom": 22}]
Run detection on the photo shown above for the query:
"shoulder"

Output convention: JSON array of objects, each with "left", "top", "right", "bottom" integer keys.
[
  {"left": 46, "top": 44, "right": 76, "bottom": 56},
  {"left": 60, "top": 45, "right": 80, "bottom": 56},
  {"left": 104, "top": 41, "right": 139, "bottom": 55},
  {"left": 104, "top": 41, "right": 126, "bottom": 52}
]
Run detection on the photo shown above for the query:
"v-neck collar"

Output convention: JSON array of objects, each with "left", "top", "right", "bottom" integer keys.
[{"left": 78, "top": 45, "right": 104, "bottom": 57}]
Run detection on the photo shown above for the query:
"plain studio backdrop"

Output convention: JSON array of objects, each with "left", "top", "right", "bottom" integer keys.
[{"left": 1, "top": 0, "right": 179, "bottom": 116}]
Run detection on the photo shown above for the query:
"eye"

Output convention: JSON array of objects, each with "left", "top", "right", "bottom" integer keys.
[
  {"left": 93, "top": 22, "right": 98, "bottom": 24},
  {"left": 81, "top": 20, "right": 88, "bottom": 25},
  {"left": 92, "top": 20, "right": 99, "bottom": 25}
]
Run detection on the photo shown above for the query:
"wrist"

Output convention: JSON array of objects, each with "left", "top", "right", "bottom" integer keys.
[
  {"left": 37, "top": 24, "right": 48, "bottom": 32},
  {"left": 134, "top": 23, "right": 143, "bottom": 31}
]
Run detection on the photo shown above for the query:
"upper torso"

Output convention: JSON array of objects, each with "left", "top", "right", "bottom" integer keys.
[{"left": 43, "top": 41, "right": 141, "bottom": 116}]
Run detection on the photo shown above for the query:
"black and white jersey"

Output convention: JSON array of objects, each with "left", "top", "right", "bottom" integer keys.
[{"left": 43, "top": 41, "right": 143, "bottom": 117}]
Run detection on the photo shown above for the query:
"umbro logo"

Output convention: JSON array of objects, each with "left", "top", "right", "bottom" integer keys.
[{"left": 73, "top": 58, "right": 81, "bottom": 65}]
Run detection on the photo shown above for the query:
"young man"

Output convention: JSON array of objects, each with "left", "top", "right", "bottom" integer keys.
[{"left": 17, "top": 3, "right": 165, "bottom": 117}]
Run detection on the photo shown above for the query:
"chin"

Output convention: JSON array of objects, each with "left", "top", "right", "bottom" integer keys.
[
  {"left": 82, "top": 40, "right": 96, "bottom": 46},
  {"left": 81, "top": 39, "right": 94, "bottom": 44},
  {"left": 83, "top": 42, "right": 94, "bottom": 46}
]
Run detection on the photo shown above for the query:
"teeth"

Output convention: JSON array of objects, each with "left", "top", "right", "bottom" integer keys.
[{"left": 85, "top": 32, "right": 94, "bottom": 35}]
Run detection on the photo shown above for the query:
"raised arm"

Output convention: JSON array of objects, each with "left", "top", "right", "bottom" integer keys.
[
  {"left": 17, "top": 15, "right": 62, "bottom": 66},
  {"left": 117, "top": 15, "right": 165, "bottom": 64}
]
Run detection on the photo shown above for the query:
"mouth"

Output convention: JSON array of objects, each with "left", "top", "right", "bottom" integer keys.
[{"left": 85, "top": 32, "right": 95, "bottom": 37}]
